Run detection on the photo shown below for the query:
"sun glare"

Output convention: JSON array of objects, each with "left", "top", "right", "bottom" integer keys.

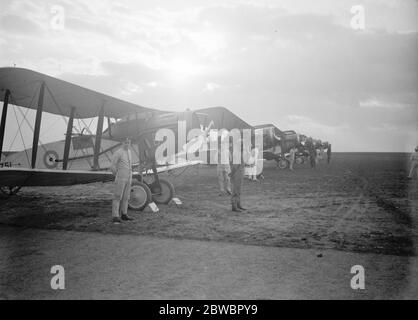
[{"left": 165, "top": 58, "right": 204, "bottom": 85}]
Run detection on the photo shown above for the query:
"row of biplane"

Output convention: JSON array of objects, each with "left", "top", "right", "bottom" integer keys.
[{"left": 0, "top": 67, "right": 329, "bottom": 211}]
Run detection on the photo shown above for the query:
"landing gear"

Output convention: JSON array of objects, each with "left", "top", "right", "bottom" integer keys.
[
  {"left": 144, "top": 176, "right": 175, "bottom": 204},
  {"left": 133, "top": 139, "right": 176, "bottom": 208},
  {"left": 151, "top": 178, "right": 175, "bottom": 204},
  {"left": 295, "top": 157, "right": 304, "bottom": 165},
  {"left": 128, "top": 181, "right": 152, "bottom": 211},
  {"left": 0, "top": 186, "right": 22, "bottom": 197},
  {"left": 277, "top": 159, "right": 288, "bottom": 170}
]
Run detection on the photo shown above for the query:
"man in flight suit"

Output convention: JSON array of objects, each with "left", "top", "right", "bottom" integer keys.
[
  {"left": 216, "top": 136, "right": 232, "bottom": 196},
  {"left": 229, "top": 139, "right": 248, "bottom": 212},
  {"left": 307, "top": 139, "right": 316, "bottom": 169},
  {"left": 287, "top": 146, "right": 296, "bottom": 171},
  {"left": 110, "top": 138, "right": 134, "bottom": 223},
  {"left": 408, "top": 146, "right": 418, "bottom": 179},
  {"left": 327, "top": 144, "right": 332, "bottom": 164}
]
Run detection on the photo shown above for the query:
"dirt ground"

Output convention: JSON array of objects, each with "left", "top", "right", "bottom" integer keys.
[
  {"left": 1, "top": 226, "right": 417, "bottom": 300},
  {"left": 0, "top": 153, "right": 417, "bottom": 299},
  {"left": 1, "top": 153, "right": 416, "bottom": 256}
]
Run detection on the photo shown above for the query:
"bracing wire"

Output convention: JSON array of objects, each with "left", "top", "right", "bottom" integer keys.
[
  {"left": 68, "top": 149, "right": 78, "bottom": 170},
  {"left": 10, "top": 92, "right": 49, "bottom": 154},
  {"left": 7, "top": 106, "right": 29, "bottom": 151},
  {"left": 42, "top": 84, "right": 75, "bottom": 137},
  {"left": 7, "top": 89, "right": 37, "bottom": 151},
  {"left": 44, "top": 84, "right": 69, "bottom": 127},
  {"left": 12, "top": 105, "right": 30, "bottom": 165},
  {"left": 87, "top": 116, "right": 95, "bottom": 131},
  {"left": 39, "top": 120, "right": 62, "bottom": 140},
  {"left": 75, "top": 111, "right": 94, "bottom": 135},
  {"left": 86, "top": 103, "right": 102, "bottom": 135},
  {"left": 15, "top": 104, "right": 48, "bottom": 153}
]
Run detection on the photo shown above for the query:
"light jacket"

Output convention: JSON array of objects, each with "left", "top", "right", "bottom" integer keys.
[{"left": 111, "top": 147, "right": 132, "bottom": 181}]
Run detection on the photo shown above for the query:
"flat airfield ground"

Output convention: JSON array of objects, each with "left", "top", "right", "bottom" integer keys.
[{"left": 0, "top": 152, "right": 417, "bottom": 299}]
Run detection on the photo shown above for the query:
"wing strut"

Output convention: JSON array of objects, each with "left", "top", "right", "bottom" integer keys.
[
  {"left": 63, "top": 106, "right": 76, "bottom": 170},
  {"left": 31, "top": 81, "right": 45, "bottom": 168},
  {"left": 93, "top": 104, "right": 105, "bottom": 170},
  {"left": 0, "top": 89, "right": 10, "bottom": 157},
  {"left": 107, "top": 117, "right": 112, "bottom": 138}
]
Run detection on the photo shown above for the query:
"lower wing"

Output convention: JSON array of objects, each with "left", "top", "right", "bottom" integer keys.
[
  {"left": 0, "top": 168, "right": 115, "bottom": 187},
  {"left": 0, "top": 160, "right": 203, "bottom": 187}
]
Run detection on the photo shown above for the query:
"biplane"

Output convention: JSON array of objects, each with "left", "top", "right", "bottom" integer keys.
[
  {"left": 253, "top": 124, "right": 329, "bottom": 169},
  {"left": 0, "top": 67, "right": 251, "bottom": 211},
  {"left": 254, "top": 124, "right": 301, "bottom": 169}
]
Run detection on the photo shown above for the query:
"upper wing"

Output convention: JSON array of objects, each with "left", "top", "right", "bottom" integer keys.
[
  {"left": 194, "top": 107, "right": 252, "bottom": 130},
  {"left": 0, "top": 67, "right": 164, "bottom": 119}
]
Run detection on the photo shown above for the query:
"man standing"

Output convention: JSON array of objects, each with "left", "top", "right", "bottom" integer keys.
[
  {"left": 408, "top": 146, "right": 418, "bottom": 179},
  {"left": 216, "top": 136, "right": 231, "bottom": 196},
  {"left": 110, "top": 138, "right": 134, "bottom": 223},
  {"left": 327, "top": 144, "right": 332, "bottom": 164},
  {"left": 229, "top": 139, "right": 247, "bottom": 212},
  {"left": 307, "top": 139, "right": 316, "bottom": 169},
  {"left": 287, "top": 146, "right": 296, "bottom": 171},
  {"left": 247, "top": 146, "right": 260, "bottom": 181}
]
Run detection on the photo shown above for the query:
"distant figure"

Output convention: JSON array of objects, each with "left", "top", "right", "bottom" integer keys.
[
  {"left": 308, "top": 141, "right": 316, "bottom": 169},
  {"left": 318, "top": 146, "right": 324, "bottom": 161},
  {"left": 216, "top": 137, "right": 231, "bottom": 196},
  {"left": 245, "top": 145, "right": 260, "bottom": 181},
  {"left": 274, "top": 144, "right": 282, "bottom": 156},
  {"left": 287, "top": 146, "right": 296, "bottom": 171},
  {"left": 408, "top": 146, "right": 418, "bottom": 179},
  {"left": 229, "top": 139, "right": 247, "bottom": 212},
  {"left": 110, "top": 138, "right": 134, "bottom": 223},
  {"left": 327, "top": 144, "right": 332, "bottom": 164}
]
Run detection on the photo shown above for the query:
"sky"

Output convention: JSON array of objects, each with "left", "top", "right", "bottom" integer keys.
[{"left": 0, "top": 0, "right": 417, "bottom": 152}]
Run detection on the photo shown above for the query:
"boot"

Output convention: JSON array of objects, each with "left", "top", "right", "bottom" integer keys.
[
  {"left": 121, "top": 214, "right": 134, "bottom": 221},
  {"left": 112, "top": 200, "right": 120, "bottom": 220},
  {"left": 232, "top": 204, "right": 242, "bottom": 212},
  {"left": 231, "top": 198, "right": 241, "bottom": 212},
  {"left": 237, "top": 201, "right": 247, "bottom": 211},
  {"left": 112, "top": 217, "right": 122, "bottom": 224}
]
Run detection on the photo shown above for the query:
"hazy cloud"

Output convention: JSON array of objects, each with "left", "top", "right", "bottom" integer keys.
[
  {"left": 0, "top": 0, "right": 417, "bottom": 151},
  {"left": 0, "top": 14, "right": 42, "bottom": 34}
]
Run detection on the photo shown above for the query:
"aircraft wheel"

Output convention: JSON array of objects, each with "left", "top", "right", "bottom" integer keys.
[
  {"left": 128, "top": 181, "right": 152, "bottom": 211},
  {"left": 296, "top": 157, "right": 304, "bottom": 165},
  {"left": 277, "top": 159, "right": 288, "bottom": 170},
  {"left": 151, "top": 178, "right": 174, "bottom": 204}
]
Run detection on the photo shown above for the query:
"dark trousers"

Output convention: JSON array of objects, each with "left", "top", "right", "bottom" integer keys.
[
  {"left": 230, "top": 164, "right": 244, "bottom": 208},
  {"left": 310, "top": 154, "right": 316, "bottom": 168}
]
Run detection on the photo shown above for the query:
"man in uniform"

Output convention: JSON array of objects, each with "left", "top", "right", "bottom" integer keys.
[
  {"left": 110, "top": 138, "right": 134, "bottom": 223},
  {"left": 287, "top": 146, "right": 296, "bottom": 171},
  {"left": 216, "top": 136, "right": 231, "bottom": 195},
  {"left": 229, "top": 139, "right": 248, "bottom": 212},
  {"left": 408, "top": 146, "right": 418, "bottom": 179},
  {"left": 308, "top": 140, "right": 316, "bottom": 169},
  {"left": 327, "top": 144, "right": 332, "bottom": 164}
]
